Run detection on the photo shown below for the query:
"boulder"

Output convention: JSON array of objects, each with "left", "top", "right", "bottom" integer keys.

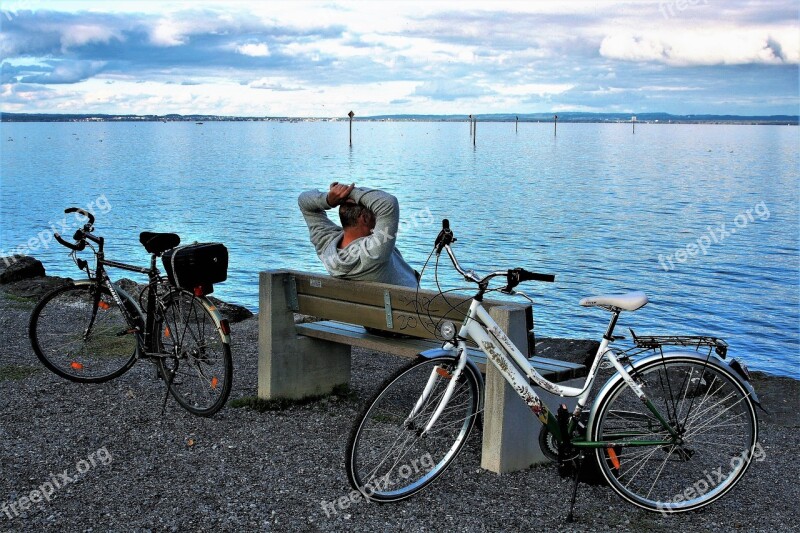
[
  {"left": 4, "top": 276, "right": 72, "bottom": 300},
  {"left": 0, "top": 256, "right": 46, "bottom": 284},
  {"left": 114, "top": 278, "right": 254, "bottom": 323},
  {"left": 208, "top": 296, "right": 254, "bottom": 323}
]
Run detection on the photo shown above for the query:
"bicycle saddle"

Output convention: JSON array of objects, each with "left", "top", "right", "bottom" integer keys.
[
  {"left": 139, "top": 232, "right": 180, "bottom": 255},
  {"left": 579, "top": 291, "right": 648, "bottom": 311}
]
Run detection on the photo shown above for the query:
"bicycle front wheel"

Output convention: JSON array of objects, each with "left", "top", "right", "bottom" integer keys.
[
  {"left": 156, "top": 290, "right": 232, "bottom": 417},
  {"left": 346, "top": 355, "right": 480, "bottom": 502},
  {"left": 29, "top": 282, "right": 140, "bottom": 383},
  {"left": 590, "top": 356, "right": 758, "bottom": 513}
]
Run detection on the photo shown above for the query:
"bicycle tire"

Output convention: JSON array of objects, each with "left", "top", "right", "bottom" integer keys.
[
  {"left": 590, "top": 355, "right": 758, "bottom": 513},
  {"left": 29, "top": 282, "right": 140, "bottom": 383},
  {"left": 346, "top": 355, "right": 480, "bottom": 502},
  {"left": 155, "top": 290, "right": 232, "bottom": 417}
]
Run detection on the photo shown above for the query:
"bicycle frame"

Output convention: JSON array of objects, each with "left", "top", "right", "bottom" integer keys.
[
  {"left": 422, "top": 293, "right": 678, "bottom": 448},
  {"left": 79, "top": 231, "right": 169, "bottom": 358}
]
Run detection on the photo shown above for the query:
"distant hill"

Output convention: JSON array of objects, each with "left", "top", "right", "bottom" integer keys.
[{"left": 1, "top": 111, "right": 797, "bottom": 125}]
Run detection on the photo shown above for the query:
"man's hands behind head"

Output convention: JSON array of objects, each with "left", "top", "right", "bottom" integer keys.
[{"left": 327, "top": 182, "right": 356, "bottom": 207}]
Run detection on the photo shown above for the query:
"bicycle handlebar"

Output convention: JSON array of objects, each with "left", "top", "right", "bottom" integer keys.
[
  {"left": 434, "top": 219, "right": 555, "bottom": 291},
  {"left": 54, "top": 232, "right": 86, "bottom": 251},
  {"left": 65, "top": 207, "right": 95, "bottom": 225},
  {"left": 434, "top": 218, "right": 455, "bottom": 255},
  {"left": 54, "top": 207, "right": 96, "bottom": 251}
]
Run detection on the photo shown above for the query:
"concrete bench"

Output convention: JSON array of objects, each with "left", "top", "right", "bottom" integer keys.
[{"left": 258, "top": 269, "right": 587, "bottom": 473}]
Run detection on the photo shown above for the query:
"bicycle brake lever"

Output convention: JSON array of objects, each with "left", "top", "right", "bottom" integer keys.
[{"left": 510, "top": 290, "right": 534, "bottom": 304}]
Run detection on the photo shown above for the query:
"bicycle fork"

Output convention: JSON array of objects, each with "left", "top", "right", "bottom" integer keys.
[{"left": 405, "top": 348, "right": 470, "bottom": 435}]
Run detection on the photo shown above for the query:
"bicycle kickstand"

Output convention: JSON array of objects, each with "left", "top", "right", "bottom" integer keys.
[
  {"left": 565, "top": 452, "right": 583, "bottom": 523},
  {"left": 160, "top": 365, "right": 175, "bottom": 416}
]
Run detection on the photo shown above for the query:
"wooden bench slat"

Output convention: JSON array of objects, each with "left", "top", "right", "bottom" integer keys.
[
  {"left": 295, "top": 320, "right": 586, "bottom": 381},
  {"left": 297, "top": 294, "right": 441, "bottom": 338},
  {"left": 285, "top": 269, "right": 534, "bottom": 332}
]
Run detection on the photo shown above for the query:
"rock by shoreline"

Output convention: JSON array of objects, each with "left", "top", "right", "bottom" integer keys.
[{"left": 0, "top": 255, "right": 253, "bottom": 323}]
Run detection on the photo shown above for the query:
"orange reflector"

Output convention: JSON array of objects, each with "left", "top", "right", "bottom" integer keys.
[
  {"left": 70, "top": 361, "right": 84, "bottom": 370},
  {"left": 211, "top": 377, "right": 219, "bottom": 390},
  {"left": 98, "top": 301, "right": 110, "bottom": 310},
  {"left": 435, "top": 367, "right": 452, "bottom": 379},
  {"left": 607, "top": 447, "right": 621, "bottom": 470},
  {"left": 164, "top": 326, "right": 171, "bottom": 338}
]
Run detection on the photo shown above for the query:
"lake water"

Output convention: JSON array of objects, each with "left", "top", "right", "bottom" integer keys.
[{"left": 1, "top": 121, "right": 798, "bottom": 378}]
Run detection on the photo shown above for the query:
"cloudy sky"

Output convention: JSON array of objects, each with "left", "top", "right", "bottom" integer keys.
[{"left": 1, "top": 0, "right": 798, "bottom": 117}]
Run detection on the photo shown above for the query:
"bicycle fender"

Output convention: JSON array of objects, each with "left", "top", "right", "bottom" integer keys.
[
  {"left": 587, "top": 351, "right": 761, "bottom": 435},
  {"left": 418, "top": 347, "right": 484, "bottom": 388},
  {"left": 195, "top": 296, "right": 232, "bottom": 344}
]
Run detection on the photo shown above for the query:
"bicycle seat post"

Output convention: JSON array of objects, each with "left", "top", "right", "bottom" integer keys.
[{"left": 603, "top": 310, "right": 621, "bottom": 341}]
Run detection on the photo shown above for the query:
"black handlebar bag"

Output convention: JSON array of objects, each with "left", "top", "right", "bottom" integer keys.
[{"left": 162, "top": 242, "right": 228, "bottom": 295}]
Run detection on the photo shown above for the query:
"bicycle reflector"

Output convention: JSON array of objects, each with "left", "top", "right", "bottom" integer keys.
[{"left": 439, "top": 321, "right": 457, "bottom": 340}]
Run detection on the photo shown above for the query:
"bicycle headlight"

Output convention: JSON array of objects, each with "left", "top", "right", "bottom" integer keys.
[{"left": 439, "top": 321, "right": 457, "bottom": 341}]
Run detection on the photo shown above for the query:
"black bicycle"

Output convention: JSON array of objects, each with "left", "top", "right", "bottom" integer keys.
[{"left": 28, "top": 207, "right": 233, "bottom": 417}]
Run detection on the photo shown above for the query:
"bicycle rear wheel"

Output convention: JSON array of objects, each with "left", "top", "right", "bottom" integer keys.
[
  {"left": 590, "top": 356, "right": 758, "bottom": 513},
  {"left": 346, "top": 355, "right": 480, "bottom": 502},
  {"left": 29, "top": 282, "right": 140, "bottom": 383},
  {"left": 156, "top": 290, "right": 232, "bottom": 417}
]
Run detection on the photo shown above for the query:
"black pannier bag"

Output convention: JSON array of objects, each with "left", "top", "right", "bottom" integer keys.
[{"left": 162, "top": 242, "right": 228, "bottom": 295}]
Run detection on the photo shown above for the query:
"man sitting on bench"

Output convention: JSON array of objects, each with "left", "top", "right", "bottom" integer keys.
[{"left": 298, "top": 182, "right": 419, "bottom": 288}]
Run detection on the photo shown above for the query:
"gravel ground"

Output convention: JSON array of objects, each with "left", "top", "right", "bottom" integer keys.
[{"left": 1, "top": 285, "right": 798, "bottom": 532}]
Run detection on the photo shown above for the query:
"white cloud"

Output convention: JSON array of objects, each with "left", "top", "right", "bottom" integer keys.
[
  {"left": 600, "top": 28, "right": 800, "bottom": 66},
  {"left": 60, "top": 25, "right": 123, "bottom": 51},
  {"left": 150, "top": 19, "right": 187, "bottom": 47},
  {"left": 492, "top": 83, "right": 575, "bottom": 96},
  {"left": 236, "top": 42, "right": 270, "bottom": 57}
]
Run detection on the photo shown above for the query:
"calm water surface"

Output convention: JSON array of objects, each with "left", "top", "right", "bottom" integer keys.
[{"left": 1, "top": 121, "right": 798, "bottom": 378}]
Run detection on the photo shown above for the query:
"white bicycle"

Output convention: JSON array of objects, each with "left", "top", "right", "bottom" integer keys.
[{"left": 346, "top": 219, "right": 760, "bottom": 518}]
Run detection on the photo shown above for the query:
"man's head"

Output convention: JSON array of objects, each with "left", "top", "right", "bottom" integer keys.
[{"left": 339, "top": 199, "right": 376, "bottom": 231}]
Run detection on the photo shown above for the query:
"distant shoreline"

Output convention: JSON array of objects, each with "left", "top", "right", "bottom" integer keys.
[{"left": 2, "top": 111, "right": 798, "bottom": 126}]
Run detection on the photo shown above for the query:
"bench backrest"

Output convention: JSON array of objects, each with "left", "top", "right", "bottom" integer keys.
[{"left": 279, "top": 269, "right": 532, "bottom": 340}]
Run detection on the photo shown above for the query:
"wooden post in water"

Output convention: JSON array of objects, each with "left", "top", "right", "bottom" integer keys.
[
  {"left": 473, "top": 116, "right": 476, "bottom": 147},
  {"left": 348, "top": 110, "right": 354, "bottom": 146},
  {"left": 554, "top": 114, "right": 558, "bottom": 137},
  {"left": 515, "top": 115, "right": 518, "bottom": 133},
  {"left": 632, "top": 115, "right": 636, "bottom": 134},
  {"left": 469, "top": 114, "right": 473, "bottom": 138}
]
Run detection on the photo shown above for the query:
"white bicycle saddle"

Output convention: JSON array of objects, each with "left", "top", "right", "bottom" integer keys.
[{"left": 579, "top": 291, "right": 649, "bottom": 311}]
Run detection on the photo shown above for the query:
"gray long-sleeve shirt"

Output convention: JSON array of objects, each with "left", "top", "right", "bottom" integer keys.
[{"left": 298, "top": 187, "right": 419, "bottom": 287}]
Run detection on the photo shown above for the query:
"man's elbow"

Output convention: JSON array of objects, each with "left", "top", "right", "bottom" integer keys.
[{"left": 298, "top": 190, "right": 321, "bottom": 211}]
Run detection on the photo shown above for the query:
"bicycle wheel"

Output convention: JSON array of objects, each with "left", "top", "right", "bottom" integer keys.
[
  {"left": 29, "top": 282, "right": 140, "bottom": 383},
  {"left": 156, "top": 290, "right": 232, "bottom": 417},
  {"left": 346, "top": 355, "right": 480, "bottom": 502},
  {"left": 590, "top": 356, "right": 758, "bottom": 513}
]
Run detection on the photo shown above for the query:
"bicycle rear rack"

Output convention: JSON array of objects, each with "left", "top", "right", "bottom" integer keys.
[{"left": 630, "top": 330, "right": 728, "bottom": 359}]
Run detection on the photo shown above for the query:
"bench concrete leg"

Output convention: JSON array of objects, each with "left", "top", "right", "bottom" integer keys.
[
  {"left": 258, "top": 271, "right": 351, "bottom": 399},
  {"left": 481, "top": 306, "right": 543, "bottom": 473}
]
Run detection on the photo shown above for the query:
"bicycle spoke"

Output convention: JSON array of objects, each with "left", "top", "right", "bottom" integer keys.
[{"left": 594, "top": 357, "right": 757, "bottom": 512}]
